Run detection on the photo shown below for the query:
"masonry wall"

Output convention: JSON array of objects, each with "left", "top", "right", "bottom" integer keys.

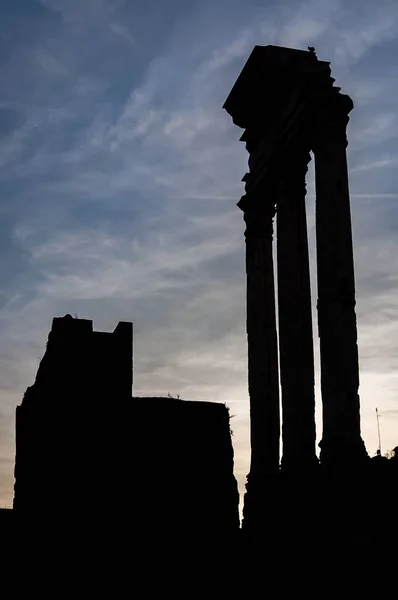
[
  {"left": 13, "top": 316, "right": 239, "bottom": 547},
  {"left": 13, "top": 315, "right": 133, "bottom": 518},
  {"left": 128, "top": 397, "right": 240, "bottom": 535}
]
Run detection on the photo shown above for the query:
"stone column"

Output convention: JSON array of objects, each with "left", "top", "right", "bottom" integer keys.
[
  {"left": 239, "top": 191, "right": 280, "bottom": 476},
  {"left": 276, "top": 153, "right": 318, "bottom": 471},
  {"left": 313, "top": 94, "right": 367, "bottom": 465}
]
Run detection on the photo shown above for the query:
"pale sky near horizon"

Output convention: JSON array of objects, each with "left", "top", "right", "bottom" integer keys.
[{"left": 1, "top": 0, "right": 398, "bottom": 507}]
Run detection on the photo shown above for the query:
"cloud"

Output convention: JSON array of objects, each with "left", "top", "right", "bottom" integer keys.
[
  {"left": 2, "top": 0, "right": 398, "bottom": 508},
  {"left": 200, "top": 29, "right": 263, "bottom": 77},
  {"left": 333, "top": 12, "right": 398, "bottom": 65},
  {"left": 350, "top": 113, "right": 398, "bottom": 150},
  {"left": 351, "top": 158, "right": 398, "bottom": 173},
  {"left": 109, "top": 22, "right": 135, "bottom": 45},
  {"left": 40, "top": 0, "right": 123, "bottom": 25},
  {"left": 278, "top": 16, "right": 329, "bottom": 48},
  {"left": 34, "top": 48, "right": 69, "bottom": 77}
]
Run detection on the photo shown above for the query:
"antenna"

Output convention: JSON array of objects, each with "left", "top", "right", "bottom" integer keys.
[{"left": 376, "top": 408, "right": 382, "bottom": 455}]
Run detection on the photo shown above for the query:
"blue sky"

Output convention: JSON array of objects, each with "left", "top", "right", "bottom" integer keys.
[{"left": 2, "top": 0, "right": 398, "bottom": 506}]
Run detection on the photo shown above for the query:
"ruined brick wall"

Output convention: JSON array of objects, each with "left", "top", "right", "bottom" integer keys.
[
  {"left": 126, "top": 397, "right": 240, "bottom": 535},
  {"left": 13, "top": 316, "right": 239, "bottom": 544},
  {"left": 13, "top": 315, "right": 133, "bottom": 517}
]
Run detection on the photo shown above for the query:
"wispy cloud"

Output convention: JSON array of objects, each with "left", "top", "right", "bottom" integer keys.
[
  {"left": 351, "top": 158, "right": 398, "bottom": 173},
  {"left": 109, "top": 22, "right": 135, "bottom": 45},
  {"left": 1, "top": 0, "right": 398, "bottom": 506}
]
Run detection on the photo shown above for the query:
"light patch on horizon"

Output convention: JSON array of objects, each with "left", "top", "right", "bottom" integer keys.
[{"left": 1, "top": 0, "right": 398, "bottom": 507}]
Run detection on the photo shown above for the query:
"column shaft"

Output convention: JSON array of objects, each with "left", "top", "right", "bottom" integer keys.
[
  {"left": 277, "top": 155, "right": 317, "bottom": 470},
  {"left": 313, "top": 95, "right": 366, "bottom": 462},
  {"left": 243, "top": 198, "right": 280, "bottom": 475}
]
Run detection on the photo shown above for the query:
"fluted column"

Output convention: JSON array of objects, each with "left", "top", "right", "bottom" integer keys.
[
  {"left": 277, "top": 153, "right": 317, "bottom": 470},
  {"left": 239, "top": 192, "right": 280, "bottom": 476},
  {"left": 313, "top": 94, "right": 367, "bottom": 465}
]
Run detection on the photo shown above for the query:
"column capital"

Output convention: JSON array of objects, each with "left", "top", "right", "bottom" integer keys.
[
  {"left": 275, "top": 151, "right": 312, "bottom": 195},
  {"left": 311, "top": 93, "right": 353, "bottom": 151},
  {"left": 239, "top": 194, "right": 276, "bottom": 240}
]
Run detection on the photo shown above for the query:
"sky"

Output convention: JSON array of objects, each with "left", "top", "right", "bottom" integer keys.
[{"left": 1, "top": 0, "right": 398, "bottom": 507}]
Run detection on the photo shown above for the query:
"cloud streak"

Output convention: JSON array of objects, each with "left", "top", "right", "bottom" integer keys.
[{"left": 1, "top": 0, "right": 398, "bottom": 507}]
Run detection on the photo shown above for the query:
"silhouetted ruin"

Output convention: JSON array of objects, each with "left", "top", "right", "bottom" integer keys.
[
  {"left": 223, "top": 45, "right": 398, "bottom": 581},
  {"left": 12, "top": 315, "right": 239, "bottom": 559},
  {"left": 2, "top": 44, "right": 398, "bottom": 588},
  {"left": 224, "top": 43, "right": 365, "bottom": 510},
  {"left": 14, "top": 315, "right": 133, "bottom": 517}
]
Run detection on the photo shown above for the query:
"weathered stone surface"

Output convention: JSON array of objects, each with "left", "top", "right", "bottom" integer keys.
[
  {"left": 224, "top": 45, "right": 368, "bottom": 480},
  {"left": 240, "top": 190, "right": 280, "bottom": 477},
  {"left": 312, "top": 94, "right": 368, "bottom": 466},
  {"left": 276, "top": 152, "right": 317, "bottom": 471},
  {"left": 13, "top": 315, "right": 133, "bottom": 516},
  {"left": 13, "top": 315, "right": 239, "bottom": 543},
  {"left": 224, "top": 44, "right": 369, "bottom": 532},
  {"left": 131, "top": 396, "right": 240, "bottom": 535}
]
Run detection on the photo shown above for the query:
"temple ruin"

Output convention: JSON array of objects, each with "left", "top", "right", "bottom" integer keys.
[{"left": 223, "top": 45, "right": 368, "bottom": 527}]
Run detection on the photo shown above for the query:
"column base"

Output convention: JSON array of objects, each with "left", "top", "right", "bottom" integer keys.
[
  {"left": 280, "top": 453, "right": 319, "bottom": 473},
  {"left": 242, "top": 468, "right": 321, "bottom": 533},
  {"left": 242, "top": 468, "right": 322, "bottom": 576},
  {"left": 242, "top": 470, "right": 281, "bottom": 534},
  {"left": 319, "top": 435, "right": 369, "bottom": 470},
  {"left": 241, "top": 460, "right": 395, "bottom": 582}
]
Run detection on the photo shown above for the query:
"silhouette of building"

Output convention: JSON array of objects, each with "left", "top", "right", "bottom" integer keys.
[
  {"left": 131, "top": 396, "right": 239, "bottom": 536},
  {"left": 13, "top": 315, "right": 133, "bottom": 517},
  {"left": 13, "top": 314, "right": 239, "bottom": 545}
]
